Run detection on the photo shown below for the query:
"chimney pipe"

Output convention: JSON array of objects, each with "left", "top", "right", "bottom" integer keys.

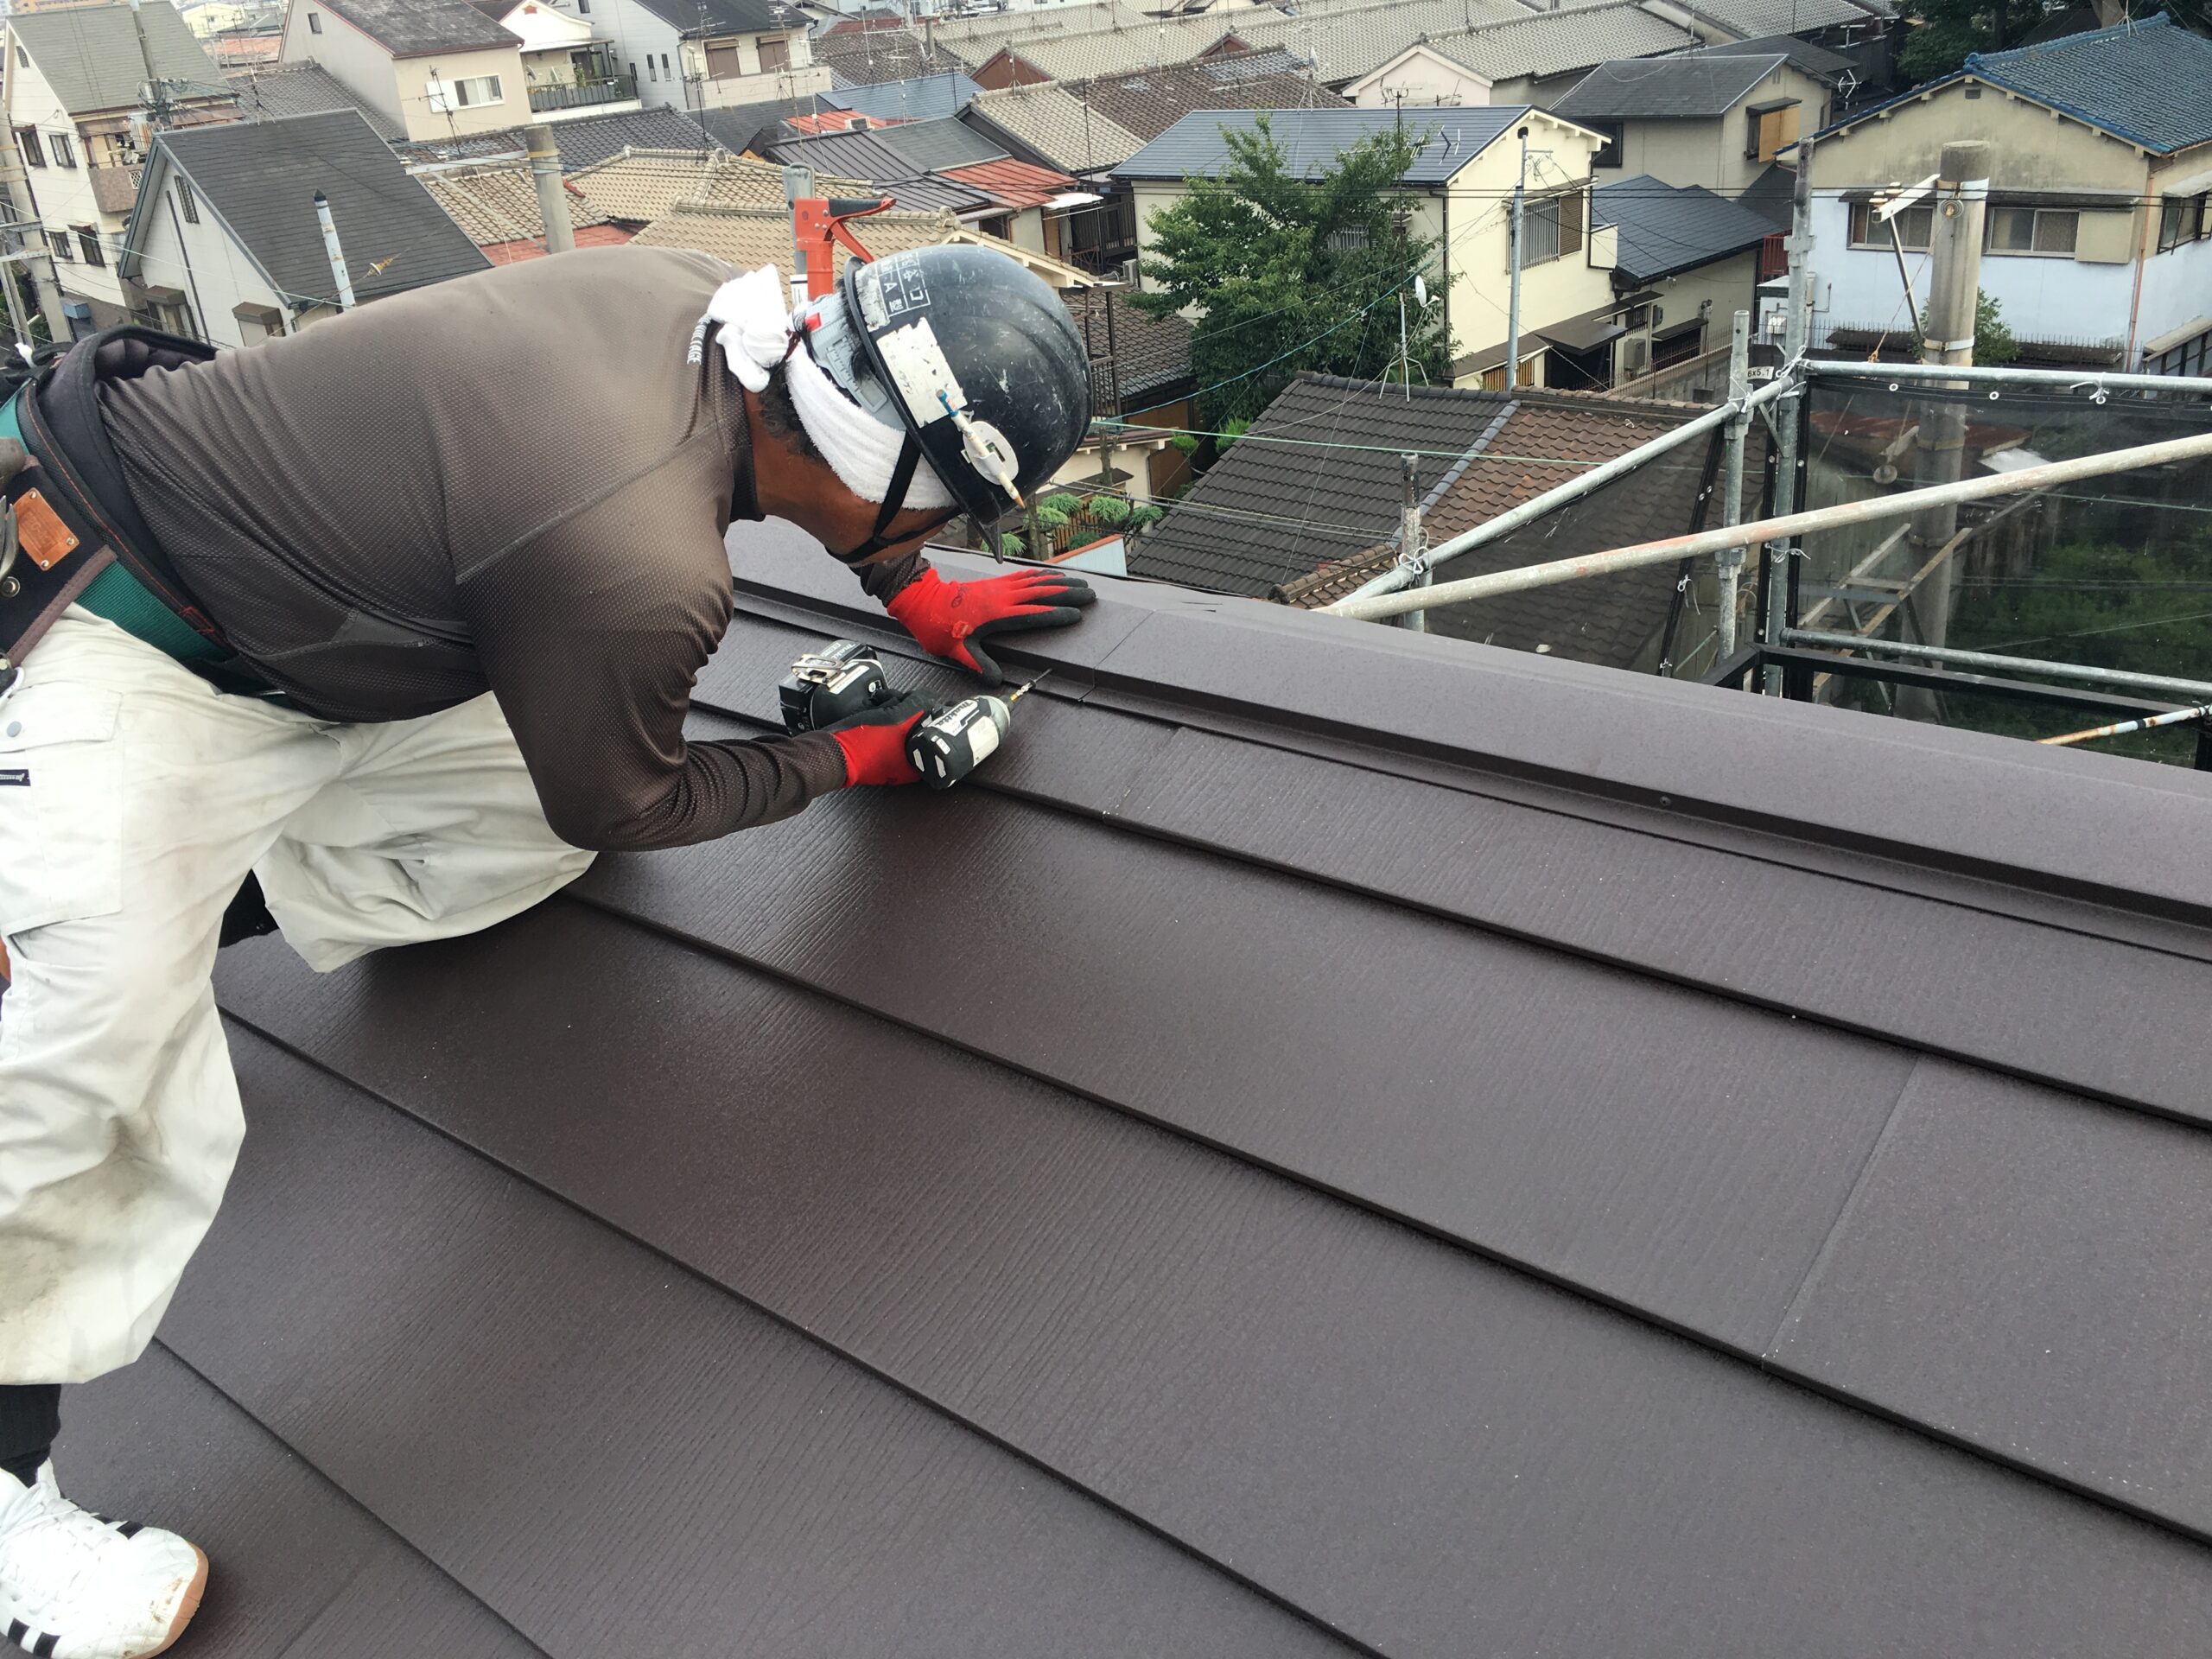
[
  {"left": 313, "top": 189, "right": 357, "bottom": 309},
  {"left": 525, "top": 123, "right": 575, "bottom": 253}
]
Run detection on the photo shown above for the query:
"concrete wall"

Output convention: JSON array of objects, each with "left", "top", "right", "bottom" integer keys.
[
  {"left": 1347, "top": 47, "right": 1492, "bottom": 111},
  {"left": 1617, "top": 245, "right": 1758, "bottom": 384},
  {"left": 1806, "top": 76, "right": 2151, "bottom": 195},
  {"left": 6, "top": 37, "right": 126, "bottom": 310}
]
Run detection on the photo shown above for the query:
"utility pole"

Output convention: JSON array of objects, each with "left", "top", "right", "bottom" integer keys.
[
  {"left": 783, "top": 163, "right": 813, "bottom": 309},
  {"left": 1395, "top": 453, "right": 1427, "bottom": 632},
  {"left": 1758, "top": 130, "right": 1815, "bottom": 684},
  {"left": 1897, "top": 137, "right": 1990, "bottom": 721},
  {"left": 1504, "top": 124, "right": 1527, "bottom": 393},
  {"left": 313, "top": 191, "right": 357, "bottom": 310},
  {"left": 524, "top": 124, "right": 574, "bottom": 254},
  {"left": 0, "top": 22, "right": 69, "bottom": 343},
  {"left": 1716, "top": 308, "right": 1751, "bottom": 659}
]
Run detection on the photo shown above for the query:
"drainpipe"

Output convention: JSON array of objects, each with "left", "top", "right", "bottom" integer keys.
[{"left": 2124, "top": 156, "right": 2154, "bottom": 369}]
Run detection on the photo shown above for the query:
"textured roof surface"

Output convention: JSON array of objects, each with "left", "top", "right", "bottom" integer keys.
[
  {"left": 1064, "top": 285, "right": 1194, "bottom": 398},
  {"left": 963, "top": 81, "right": 1149, "bottom": 172},
  {"left": 420, "top": 163, "right": 612, "bottom": 243},
  {"left": 620, "top": 0, "right": 798, "bottom": 37},
  {"left": 1410, "top": 3, "right": 1700, "bottom": 83},
  {"left": 939, "top": 155, "right": 1078, "bottom": 209},
  {"left": 953, "top": 12, "right": 1274, "bottom": 81},
  {"left": 632, "top": 200, "right": 968, "bottom": 276},
  {"left": 308, "top": 0, "right": 517, "bottom": 56},
  {"left": 1071, "top": 54, "right": 1346, "bottom": 143},
  {"left": 1691, "top": 30, "right": 1858, "bottom": 76},
  {"left": 868, "top": 111, "right": 1008, "bottom": 171},
  {"left": 823, "top": 68, "right": 985, "bottom": 121},
  {"left": 1681, "top": 0, "right": 1890, "bottom": 36},
  {"left": 571, "top": 147, "right": 869, "bottom": 221},
  {"left": 1596, "top": 173, "right": 1777, "bottom": 280},
  {"left": 690, "top": 98, "right": 805, "bottom": 156},
  {"left": 10, "top": 3, "right": 230, "bottom": 114},
  {"left": 765, "top": 125, "right": 922, "bottom": 177},
  {"left": 924, "top": 0, "right": 1154, "bottom": 45},
  {"left": 1553, "top": 52, "right": 1791, "bottom": 118},
  {"left": 814, "top": 26, "right": 969, "bottom": 86},
  {"left": 75, "top": 518, "right": 2212, "bottom": 1656},
  {"left": 226, "top": 59, "right": 405, "bottom": 140},
  {"left": 1967, "top": 13, "right": 2212, "bottom": 154},
  {"left": 143, "top": 108, "right": 487, "bottom": 302},
  {"left": 397, "top": 105, "right": 720, "bottom": 167},
  {"left": 1112, "top": 105, "right": 1519, "bottom": 183}
]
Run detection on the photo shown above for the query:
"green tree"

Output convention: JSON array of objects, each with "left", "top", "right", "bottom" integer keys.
[
  {"left": 1131, "top": 116, "right": 1452, "bottom": 429},
  {"left": 1902, "top": 0, "right": 2212, "bottom": 84},
  {"left": 1918, "top": 288, "right": 2018, "bottom": 364}
]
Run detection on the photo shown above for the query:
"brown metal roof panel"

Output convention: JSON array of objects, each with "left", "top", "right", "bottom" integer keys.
[
  {"left": 209, "top": 921, "right": 2212, "bottom": 1656},
  {"left": 167, "top": 1025, "right": 1360, "bottom": 1659},
  {"left": 1773, "top": 1058, "right": 2212, "bottom": 1538},
  {"left": 57, "top": 1345, "right": 538, "bottom": 1659}
]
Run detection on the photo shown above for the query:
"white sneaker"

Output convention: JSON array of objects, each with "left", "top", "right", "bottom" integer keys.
[{"left": 0, "top": 1462, "right": 207, "bottom": 1659}]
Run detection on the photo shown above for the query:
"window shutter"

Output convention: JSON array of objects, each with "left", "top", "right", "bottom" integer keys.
[
  {"left": 1560, "top": 188, "right": 1583, "bottom": 260},
  {"left": 759, "top": 35, "right": 790, "bottom": 70},
  {"left": 705, "top": 41, "right": 741, "bottom": 78}
]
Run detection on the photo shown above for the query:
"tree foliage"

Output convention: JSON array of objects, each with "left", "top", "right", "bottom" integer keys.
[
  {"left": 1902, "top": 0, "right": 2212, "bottom": 83},
  {"left": 1920, "top": 288, "right": 2018, "bottom": 363},
  {"left": 1131, "top": 116, "right": 1452, "bottom": 428}
]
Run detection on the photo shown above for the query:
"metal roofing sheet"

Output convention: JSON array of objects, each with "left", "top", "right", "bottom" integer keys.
[
  {"left": 1551, "top": 51, "right": 1791, "bottom": 118},
  {"left": 1414, "top": 3, "right": 1701, "bottom": 81},
  {"left": 1595, "top": 172, "right": 1777, "bottom": 280},
  {"left": 869, "top": 111, "right": 1008, "bottom": 171},
  {"left": 823, "top": 68, "right": 984, "bottom": 121},
  {"left": 1110, "top": 105, "right": 1520, "bottom": 183}
]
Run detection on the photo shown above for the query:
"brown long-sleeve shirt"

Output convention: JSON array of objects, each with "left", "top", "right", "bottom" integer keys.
[{"left": 99, "top": 245, "right": 921, "bottom": 852}]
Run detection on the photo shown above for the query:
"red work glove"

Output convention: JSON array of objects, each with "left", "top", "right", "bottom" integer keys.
[
  {"left": 829, "top": 693, "right": 928, "bottom": 788},
  {"left": 885, "top": 566, "right": 1096, "bottom": 687}
]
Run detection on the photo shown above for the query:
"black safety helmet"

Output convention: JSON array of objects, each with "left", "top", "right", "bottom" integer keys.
[{"left": 803, "top": 245, "right": 1090, "bottom": 556}]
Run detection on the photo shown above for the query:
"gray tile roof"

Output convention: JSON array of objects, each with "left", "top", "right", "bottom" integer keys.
[
  {"left": 868, "top": 113, "right": 1007, "bottom": 172},
  {"left": 1691, "top": 31, "right": 1858, "bottom": 78},
  {"left": 814, "top": 26, "right": 969, "bottom": 86},
  {"left": 823, "top": 69, "right": 984, "bottom": 122},
  {"left": 1110, "top": 105, "right": 1521, "bottom": 184},
  {"left": 963, "top": 82, "right": 1148, "bottom": 173},
  {"left": 690, "top": 99, "right": 802, "bottom": 157},
  {"left": 622, "top": 0, "right": 797, "bottom": 37},
  {"left": 1595, "top": 174, "right": 1777, "bottom": 282},
  {"left": 308, "top": 0, "right": 517, "bottom": 57},
  {"left": 1967, "top": 13, "right": 2212, "bottom": 154},
  {"left": 1553, "top": 52, "right": 1790, "bottom": 118},
  {"left": 1072, "top": 55, "right": 1345, "bottom": 143},
  {"left": 1414, "top": 3, "right": 1700, "bottom": 83},
  {"left": 10, "top": 3, "right": 231, "bottom": 115},
  {"left": 226, "top": 59, "right": 406, "bottom": 143},
  {"left": 398, "top": 105, "right": 718, "bottom": 167},
  {"left": 1679, "top": 0, "right": 1890, "bottom": 37},
  {"left": 142, "top": 109, "right": 488, "bottom": 304}
]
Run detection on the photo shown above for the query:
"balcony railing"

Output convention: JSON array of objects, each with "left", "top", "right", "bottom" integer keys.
[{"left": 528, "top": 73, "right": 637, "bottom": 113}]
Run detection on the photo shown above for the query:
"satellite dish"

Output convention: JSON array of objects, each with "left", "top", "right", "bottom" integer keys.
[{"left": 1414, "top": 274, "right": 1430, "bottom": 309}]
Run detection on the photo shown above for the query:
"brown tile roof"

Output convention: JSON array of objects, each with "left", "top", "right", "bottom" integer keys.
[
  {"left": 631, "top": 203, "right": 1096, "bottom": 290},
  {"left": 1072, "top": 53, "right": 1346, "bottom": 142},
  {"left": 938, "top": 156, "right": 1079, "bottom": 211},
  {"left": 963, "top": 82, "right": 1147, "bottom": 174},
  {"left": 569, "top": 148, "right": 870, "bottom": 225},
  {"left": 420, "top": 165, "right": 612, "bottom": 245},
  {"left": 812, "top": 27, "right": 969, "bottom": 86}
]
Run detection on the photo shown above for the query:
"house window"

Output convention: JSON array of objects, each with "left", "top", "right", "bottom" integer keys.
[
  {"left": 1745, "top": 99, "right": 1799, "bottom": 162},
  {"left": 177, "top": 179, "right": 200, "bottom": 224},
  {"left": 46, "top": 229, "right": 71, "bottom": 263},
  {"left": 73, "top": 226, "right": 104, "bottom": 266},
  {"left": 1988, "top": 206, "right": 2076, "bottom": 256},
  {"left": 1586, "top": 118, "right": 1623, "bottom": 170},
  {"left": 978, "top": 213, "right": 1013, "bottom": 240},
  {"left": 1652, "top": 321, "right": 1705, "bottom": 368},
  {"left": 11, "top": 44, "right": 24, "bottom": 68},
  {"left": 429, "top": 73, "right": 505, "bottom": 110},
  {"left": 661, "top": 52, "right": 672, "bottom": 79},
  {"left": 50, "top": 131, "right": 74, "bottom": 168},
  {"left": 705, "top": 40, "right": 741, "bottom": 79},
  {"left": 578, "top": 0, "right": 589, "bottom": 12},
  {"left": 758, "top": 35, "right": 789, "bottom": 70},
  {"left": 1849, "top": 201, "right": 1931, "bottom": 250},
  {"left": 2148, "top": 325, "right": 2211, "bottom": 378},
  {"left": 307, "top": 9, "right": 322, "bottom": 29},
  {"left": 645, "top": 54, "right": 657, "bottom": 80},
  {"left": 15, "top": 127, "right": 43, "bottom": 168},
  {"left": 1521, "top": 190, "right": 1582, "bottom": 266},
  {"left": 2158, "top": 194, "right": 2207, "bottom": 252}
]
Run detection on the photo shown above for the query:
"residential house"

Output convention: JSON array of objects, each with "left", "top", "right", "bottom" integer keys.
[
  {"left": 5, "top": 3, "right": 239, "bottom": 332},
  {"left": 1058, "top": 284, "right": 1196, "bottom": 501},
  {"left": 627, "top": 195, "right": 1095, "bottom": 291},
  {"left": 1110, "top": 105, "right": 1621, "bottom": 390},
  {"left": 226, "top": 58, "right": 407, "bottom": 139},
  {"left": 1058, "top": 48, "right": 1339, "bottom": 140},
  {"left": 1586, "top": 173, "right": 1774, "bottom": 391},
  {"left": 395, "top": 101, "right": 714, "bottom": 164},
  {"left": 1644, "top": 0, "right": 1894, "bottom": 96},
  {"left": 1804, "top": 15, "right": 2212, "bottom": 373},
  {"left": 569, "top": 145, "right": 866, "bottom": 226},
  {"left": 118, "top": 107, "right": 489, "bottom": 346},
  {"left": 420, "top": 160, "right": 636, "bottom": 259},
  {"left": 810, "top": 24, "right": 968, "bottom": 88},
  {"left": 1344, "top": 4, "right": 1700, "bottom": 111},
  {"left": 467, "top": 0, "right": 641, "bottom": 120},
  {"left": 1550, "top": 51, "right": 1834, "bottom": 200},
  {"left": 578, "top": 0, "right": 827, "bottom": 112},
  {"left": 957, "top": 83, "right": 1146, "bottom": 273},
  {"left": 278, "top": 0, "right": 529, "bottom": 141}
]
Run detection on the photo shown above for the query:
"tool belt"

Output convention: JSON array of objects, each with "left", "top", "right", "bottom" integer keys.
[{"left": 0, "top": 327, "right": 269, "bottom": 697}]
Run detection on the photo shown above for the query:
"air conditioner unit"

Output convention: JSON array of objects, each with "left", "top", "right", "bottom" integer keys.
[
  {"left": 1618, "top": 335, "right": 1649, "bottom": 378},
  {"left": 1116, "top": 257, "right": 1141, "bottom": 286}
]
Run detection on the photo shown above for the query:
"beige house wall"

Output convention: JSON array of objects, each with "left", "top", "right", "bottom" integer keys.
[
  {"left": 1602, "top": 63, "right": 1833, "bottom": 197},
  {"left": 1345, "top": 47, "right": 1493, "bottom": 110},
  {"left": 283, "top": 0, "right": 524, "bottom": 139}
]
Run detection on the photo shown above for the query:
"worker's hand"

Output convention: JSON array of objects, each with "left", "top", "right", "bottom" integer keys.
[
  {"left": 827, "top": 692, "right": 929, "bottom": 788},
  {"left": 885, "top": 566, "right": 1095, "bottom": 688}
]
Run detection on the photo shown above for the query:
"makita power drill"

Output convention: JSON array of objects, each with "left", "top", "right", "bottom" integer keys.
[{"left": 779, "top": 639, "right": 1037, "bottom": 789}]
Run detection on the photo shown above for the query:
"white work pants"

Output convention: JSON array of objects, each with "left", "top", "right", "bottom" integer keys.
[{"left": 0, "top": 608, "right": 594, "bottom": 1383}]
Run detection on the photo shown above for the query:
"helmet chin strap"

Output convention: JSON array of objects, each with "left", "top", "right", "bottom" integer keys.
[{"left": 832, "top": 432, "right": 957, "bottom": 563}]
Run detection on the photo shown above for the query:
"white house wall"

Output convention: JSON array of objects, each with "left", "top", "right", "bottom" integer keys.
[
  {"left": 6, "top": 38, "right": 125, "bottom": 310},
  {"left": 2133, "top": 232, "right": 2212, "bottom": 359},
  {"left": 579, "top": 0, "right": 683, "bottom": 107},
  {"left": 131, "top": 162, "right": 298, "bottom": 351},
  {"left": 283, "top": 0, "right": 407, "bottom": 127},
  {"left": 1348, "top": 48, "right": 1493, "bottom": 111}
]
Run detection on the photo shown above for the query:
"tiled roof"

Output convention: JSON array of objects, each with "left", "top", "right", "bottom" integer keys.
[
  {"left": 88, "top": 163, "right": 141, "bottom": 214},
  {"left": 1596, "top": 174, "right": 1777, "bottom": 282},
  {"left": 785, "top": 108, "right": 904, "bottom": 135},
  {"left": 226, "top": 59, "right": 406, "bottom": 142},
  {"left": 823, "top": 69, "right": 985, "bottom": 122},
  {"left": 569, "top": 148, "right": 871, "bottom": 222},
  {"left": 1070, "top": 55, "right": 1346, "bottom": 143},
  {"left": 630, "top": 200, "right": 1091, "bottom": 287},
  {"left": 939, "top": 156, "right": 1079, "bottom": 211},
  {"left": 419, "top": 163, "right": 612, "bottom": 244},
  {"left": 813, "top": 27, "right": 968, "bottom": 86},
  {"left": 620, "top": 0, "right": 797, "bottom": 37},
  {"left": 924, "top": 0, "right": 1153, "bottom": 48},
  {"left": 1680, "top": 0, "right": 1891, "bottom": 37},
  {"left": 951, "top": 13, "right": 1270, "bottom": 81},
  {"left": 963, "top": 82, "right": 1148, "bottom": 173},
  {"left": 1553, "top": 52, "right": 1791, "bottom": 118},
  {"left": 1112, "top": 105, "right": 1522, "bottom": 185},
  {"left": 10, "top": 3, "right": 230, "bottom": 114},
  {"left": 1691, "top": 31, "right": 1858, "bottom": 78},
  {"left": 1967, "top": 13, "right": 2212, "bottom": 154},
  {"left": 868, "top": 112, "right": 1009, "bottom": 172},
  {"left": 1409, "top": 3, "right": 1700, "bottom": 84},
  {"left": 306, "top": 0, "right": 517, "bottom": 56},
  {"left": 1062, "top": 286, "right": 1194, "bottom": 399},
  {"left": 132, "top": 108, "right": 488, "bottom": 303},
  {"left": 397, "top": 105, "right": 719, "bottom": 168}
]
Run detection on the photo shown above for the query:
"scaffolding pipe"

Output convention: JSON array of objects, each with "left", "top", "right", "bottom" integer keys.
[
  {"left": 1325, "top": 426, "right": 2212, "bottom": 623},
  {"left": 1808, "top": 359, "right": 2212, "bottom": 398},
  {"left": 1330, "top": 371, "right": 1796, "bottom": 609},
  {"left": 1783, "top": 632, "right": 2212, "bottom": 702},
  {"left": 1715, "top": 308, "right": 1750, "bottom": 659},
  {"left": 2037, "top": 702, "right": 2212, "bottom": 747},
  {"left": 1761, "top": 131, "right": 1815, "bottom": 675}
]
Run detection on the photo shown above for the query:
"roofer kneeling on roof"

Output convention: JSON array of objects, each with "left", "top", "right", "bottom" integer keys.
[{"left": 0, "top": 243, "right": 1093, "bottom": 1659}]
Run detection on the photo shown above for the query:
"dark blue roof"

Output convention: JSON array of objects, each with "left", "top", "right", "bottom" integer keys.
[
  {"left": 1595, "top": 175, "right": 1777, "bottom": 283},
  {"left": 1819, "top": 13, "right": 2212, "bottom": 154},
  {"left": 1109, "top": 107, "right": 1526, "bottom": 184}
]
